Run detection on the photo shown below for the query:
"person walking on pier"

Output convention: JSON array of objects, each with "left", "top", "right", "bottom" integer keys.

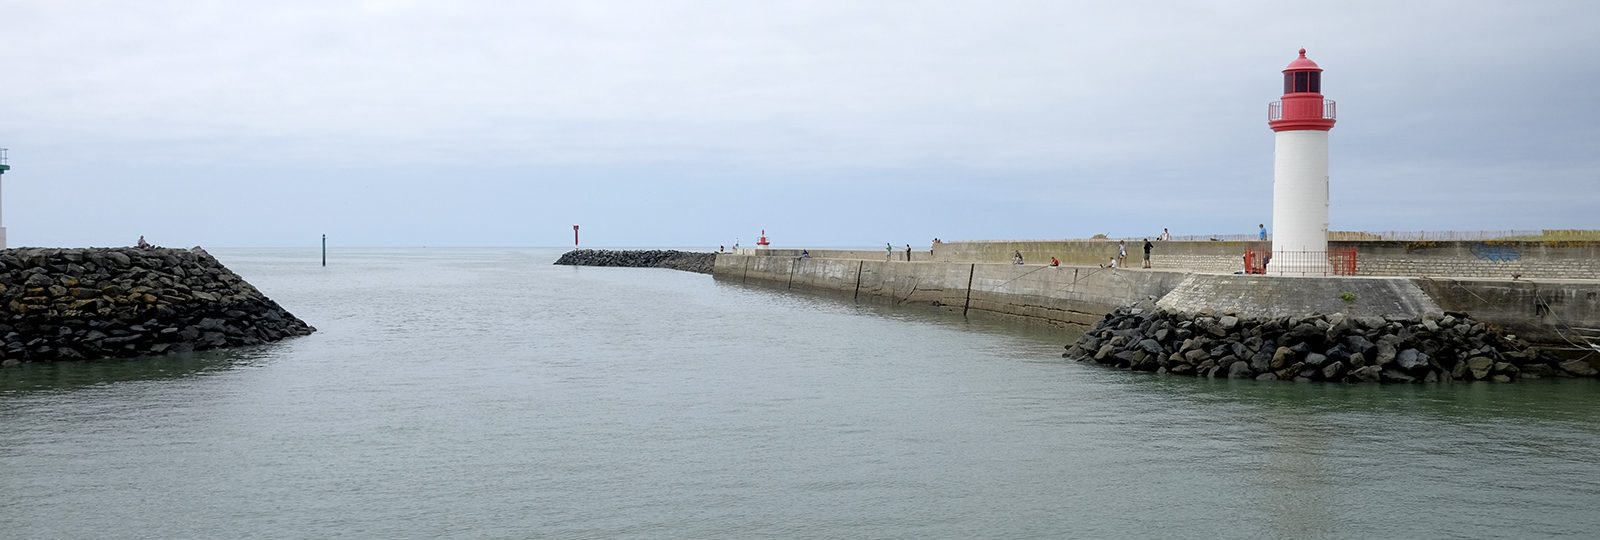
[
  {"left": 1117, "top": 240, "right": 1127, "bottom": 267},
  {"left": 904, "top": 244, "right": 912, "bottom": 261},
  {"left": 886, "top": 243, "right": 893, "bottom": 261},
  {"left": 1142, "top": 238, "right": 1154, "bottom": 268},
  {"left": 1258, "top": 224, "right": 1267, "bottom": 241},
  {"left": 1159, "top": 228, "right": 1171, "bottom": 241}
]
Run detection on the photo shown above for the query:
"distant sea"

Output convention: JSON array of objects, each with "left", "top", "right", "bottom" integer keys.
[{"left": 3, "top": 248, "right": 1598, "bottom": 539}]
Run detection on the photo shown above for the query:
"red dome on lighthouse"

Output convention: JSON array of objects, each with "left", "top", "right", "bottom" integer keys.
[
  {"left": 1268, "top": 48, "right": 1336, "bottom": 132},
  {"left": 1283, "top": 48, "right": 1322, "bottom": 72}
]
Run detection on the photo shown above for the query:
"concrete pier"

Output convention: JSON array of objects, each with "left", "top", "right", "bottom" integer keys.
[{"left": 713, "top": 253, "right": 1600, "bottom": 349}]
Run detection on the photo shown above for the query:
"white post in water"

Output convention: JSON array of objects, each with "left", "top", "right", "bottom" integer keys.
[
  {"left": 0, "top": 147, "right": 10, "bottom": 249},
  {"left": 1267, "top": 49, "right": 1337, "bottom": 276}
]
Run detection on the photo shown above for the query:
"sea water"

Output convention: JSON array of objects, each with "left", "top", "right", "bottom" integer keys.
[{"left": 2, "top": 248, "right": 1597, "bottom": 539}]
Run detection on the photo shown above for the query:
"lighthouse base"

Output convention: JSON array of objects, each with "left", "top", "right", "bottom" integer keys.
[
  {"left": 1268, "top": 261, "right": 1333, "bottom": 277},
  {"left": 1266, "top": 249, "right": 1335, "bottom": 277},
  {"left": 0, "top": 226, "right": 7, "bottom": 249}
]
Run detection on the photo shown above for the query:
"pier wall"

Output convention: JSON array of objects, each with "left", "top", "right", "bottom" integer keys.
[
  {"left": 912, "top": 239, "right": 1600, "bottom": 280},
  {"left": 713, "top": 254, "right": 1600, "bottom": 346}
]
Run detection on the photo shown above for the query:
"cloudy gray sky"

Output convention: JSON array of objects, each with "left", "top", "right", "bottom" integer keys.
[{"left": 2, "top": 0, "right": 1596, "bottom": 248}]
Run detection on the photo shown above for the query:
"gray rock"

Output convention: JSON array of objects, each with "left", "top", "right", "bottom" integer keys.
[
  {"left": 1347, "top": 352, "right": 1367, "bottom": 368},
  {"left": 1351, "top": 365, "right": 1383, "bottom": 383},
  {"left": 1354, "top": 316, "right": 1386, "bottom": 330},
  {"left": 1270, "top": 346, "right": 1294, "bottom": 370},
  {"left": 1112, "top": 351, "right": 1135, "bottom": 367},
  {"left": 1255, "top": 372, "right": 1278, "bottom": 381},
  {"left": 1303, "top": 353, "right": 1328, "bottom": 368},
  {"left": 1396, "top": 349, "right": 1428, "bottom": 372},
  {"left": 1344, "top": 335, "right": 1375, "bottom": 355},
  {"left": 1249, "top": 349, "right": 1273, "bottom": 372},
  {"left": 1559, "top": 359, "right": 1598, "bottom": 377},
  {"left": 1466, "top": 357, "right": 1494, "bottom": 380},
  {"left": 1380, "top": 368, "right": 1417, "bottom": 383},
  {"left": 1321, "top": 361, "right": 1347, "bottom": 380}
]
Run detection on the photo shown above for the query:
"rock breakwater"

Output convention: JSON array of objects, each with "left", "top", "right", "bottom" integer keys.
[
  {"left": 1064, "top": 305, "right": 1595, "bottom": 383},
  {"left": 554, "top": 249, "right": 715, "bottom": 274},
  {"left": 1, "top": 247, "right": 315, "bottom": 364}
]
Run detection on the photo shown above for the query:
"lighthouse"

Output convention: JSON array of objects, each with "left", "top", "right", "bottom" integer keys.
[
  {"left": 1267, "top": 49, "right": 1337, "bottom": 276},
  {"left": 0, "top": 148, "right": 9, "bottom": 249}
]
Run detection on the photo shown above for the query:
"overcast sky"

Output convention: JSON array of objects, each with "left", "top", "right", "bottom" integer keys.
[{"left": 2, "top": 0, "right": 1596, "bottom": 248}]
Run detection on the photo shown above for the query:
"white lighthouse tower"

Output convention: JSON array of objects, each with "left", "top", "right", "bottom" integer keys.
[
  {"left": 0, "top": 147, "right": 9, "bottom": 249},
  {"left": 1267, "top": 49, "right": 1337, "bottom": 276}
]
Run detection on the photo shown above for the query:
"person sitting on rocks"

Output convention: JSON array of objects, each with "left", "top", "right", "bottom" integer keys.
[
  {"left": 136, "top": 235, "right": 152, "bottom": 249},
  {"left": 1012, "top": 250, "right": 1025, "bottom": 265},
  {"left": 1050, "top": 256, "right": 1060, "bottom": 267}
]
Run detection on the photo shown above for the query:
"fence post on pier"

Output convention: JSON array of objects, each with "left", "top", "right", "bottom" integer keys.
[{"left": 321, "top": 234, "right": 326, "bottom": 267}]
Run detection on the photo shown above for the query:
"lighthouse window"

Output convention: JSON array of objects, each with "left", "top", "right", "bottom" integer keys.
[
  {"left": 1309, "top": 72, "right": 1321, "bottom": 93},
  {"left": 1284, "top": 74, "right": 1293, "bottom": 94},
  {"left": 1294, "top": 72, "right": 1309, "bottom": 93}
]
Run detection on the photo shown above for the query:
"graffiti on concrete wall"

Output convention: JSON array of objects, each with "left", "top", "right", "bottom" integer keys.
[{"left": 1471, "top": 244, "right": 1521, "bottom": 262}]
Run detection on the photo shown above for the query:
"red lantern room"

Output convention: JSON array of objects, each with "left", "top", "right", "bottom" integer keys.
[
  {"left": 1268, "top": 49, "right": 1337, "bottom": 132},
  {"left": 756, "top": 229, "right": 770, "bottom": 247}
]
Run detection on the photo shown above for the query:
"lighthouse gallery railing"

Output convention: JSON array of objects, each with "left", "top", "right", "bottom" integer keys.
[{"left": 1267, "top": 99, "right": 1337, "bottom": 122}]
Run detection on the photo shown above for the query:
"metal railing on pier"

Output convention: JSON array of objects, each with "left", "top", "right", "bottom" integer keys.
[{"left": 1243, "top": 248, "right": 1358, "bottom": 276}]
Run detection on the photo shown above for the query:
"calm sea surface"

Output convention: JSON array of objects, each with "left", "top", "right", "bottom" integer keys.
[{"left": 2, "top": 248, "right": 1598, "bottom": 539}]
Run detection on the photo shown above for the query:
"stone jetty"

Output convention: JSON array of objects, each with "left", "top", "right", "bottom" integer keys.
[
  {"left": 1, "top": 247, "right": 314, "bottom": 364},
  {"left": 554, "top": 249, "right": 715, "bottom": 274},
  {"left": 1064, "top": 304, "right": 1596, "bottom": 383}
]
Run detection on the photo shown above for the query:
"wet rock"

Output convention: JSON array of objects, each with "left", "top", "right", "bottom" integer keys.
[
  {"left": 1464, "top": 357, "right": 1493, "bottom": 380},
  {"left": 1380, "top": 368, "right": 1417, "bottom": 383},
  {"left": 1227, "top": 360, "right": 1253, "bottom": 379},
  {"left": 1321, "top": 361, "right": 1347, "bottom": 380},
  {"left": 1351, "top": 365, "right": 1383, "bottom": 383},
  {"left": 1559, "top": 359, "right": 1597, "bottom": 377},
  {"left": 1347, "top": 352, "right": 1367, "bottom": 368},
  {"left": 1270, "top": 346, "right": 1294, "bottom": 370},
  {"left": 1374, "top": 341, "right": 1397, "bottom": 366},
  {"left": 1303, "top": 353, "right": 1328, "bottom": 368},
  {"left": 1396, "top": 349, "right": 1430, "bottom": 373}
]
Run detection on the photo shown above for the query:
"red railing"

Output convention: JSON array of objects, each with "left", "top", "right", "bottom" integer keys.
[
  {"left": 1267, "top": 99, "right": 1337, "bottom": 122},
  {"left": 1242, "top": 248, "right": 1358, "bottom": 276}
]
